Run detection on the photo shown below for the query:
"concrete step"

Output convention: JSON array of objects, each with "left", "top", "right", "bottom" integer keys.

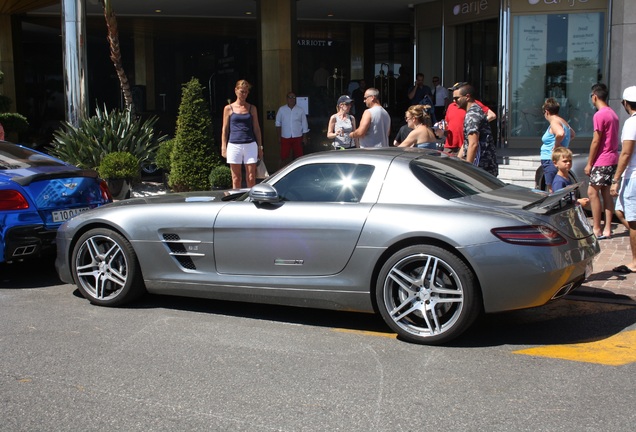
[
  {"left": 499, "top": 154, "right": 541, "bottom": 168},
  {"left": 497, "top": 153, "right": 540, "bottom": 189},
  {"left": 497, "top": 163, "right": 538, "bottom": 178},
  {"left": 502, "top": 178, "right": 536, "bottom": 189}
]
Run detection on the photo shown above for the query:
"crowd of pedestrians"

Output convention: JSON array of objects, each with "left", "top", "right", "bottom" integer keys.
[
  {"left": 221, "top": 77, "right": 634, "bottom": 214},
  {"left": 219, "top": 74, "right": 505, "bottom": 181}
]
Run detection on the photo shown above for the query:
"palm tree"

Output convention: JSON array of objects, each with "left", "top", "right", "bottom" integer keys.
[{"left": 99, "top": 0, "right": 134, "bottom": 112}]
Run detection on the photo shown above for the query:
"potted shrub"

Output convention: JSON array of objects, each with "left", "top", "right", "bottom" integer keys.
[
  {"left": 155, "top": 138, "right": 175, "bottom": 189},
  {"left": 209, "top": 165, "right": 232, "bottom": 189},
  {"left": 98, "top": 151, "right": 140, "bottom": 200}
]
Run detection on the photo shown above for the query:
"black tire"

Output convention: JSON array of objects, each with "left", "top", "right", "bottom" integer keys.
[
  {"left": 71, "top": 228, "right": 145, "bottom": 306},
  {"left": 141, "top": 161, "right": 159, "bottom": 174},
  {"left": 375, "top": 245, "right": 481, "bottom": 345}
]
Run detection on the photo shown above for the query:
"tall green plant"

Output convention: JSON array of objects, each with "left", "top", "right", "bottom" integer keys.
[
  {"left": 50, "top": 105, "right": 167, "bottom": 170},
  {"left": 169, "top": 78, "right": 220, "bottom": 191}
]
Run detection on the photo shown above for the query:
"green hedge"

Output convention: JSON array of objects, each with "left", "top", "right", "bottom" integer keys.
[{"left": 169, "top": 78, "right": 221, "bottom": 191}]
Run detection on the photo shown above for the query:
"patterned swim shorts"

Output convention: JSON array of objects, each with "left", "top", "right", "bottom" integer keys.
[{"left": 589, "top": 165, "right": 617, "bottom": 187}]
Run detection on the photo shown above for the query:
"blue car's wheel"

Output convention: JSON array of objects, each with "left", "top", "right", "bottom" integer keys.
[{"left": 71, "top": 228, "right": 145, "bottom": 306}]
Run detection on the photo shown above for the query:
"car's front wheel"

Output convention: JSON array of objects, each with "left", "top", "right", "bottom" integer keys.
[
  {"left": 376, "top": 245, "right": 481, "bottom": 345},
  {"left": 71, "top": 228, "right": 145, "bottom": 306}
]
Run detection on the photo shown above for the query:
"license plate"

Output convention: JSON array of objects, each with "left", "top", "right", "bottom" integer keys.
[{"left": 52, "top": 207, "right": 90, "bottom": 223}]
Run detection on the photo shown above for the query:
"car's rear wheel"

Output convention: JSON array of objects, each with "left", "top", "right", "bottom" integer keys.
[
  {"left": 376, "top": 245, "right": 481, "bottom": 345},
  {"left": 71, "top": 228, "right": 145, "bottom": 306}
]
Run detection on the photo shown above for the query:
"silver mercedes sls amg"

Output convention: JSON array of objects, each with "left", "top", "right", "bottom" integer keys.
[{"left": 55, "top": 148, "right": 599, "bottom": 345}]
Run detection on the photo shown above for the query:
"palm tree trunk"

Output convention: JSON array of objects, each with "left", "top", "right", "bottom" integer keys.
[{"left": 100, "top": 0, "right": 135, "bottom": 113}]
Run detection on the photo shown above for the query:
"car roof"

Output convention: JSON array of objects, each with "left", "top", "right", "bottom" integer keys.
[{"left": 296, "top": 147, "right": 437, "bottom": 164}]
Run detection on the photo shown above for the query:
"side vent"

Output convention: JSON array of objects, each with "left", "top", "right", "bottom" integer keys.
[{"left": 161, "top": 233, "right": 204, "bottom": 270}]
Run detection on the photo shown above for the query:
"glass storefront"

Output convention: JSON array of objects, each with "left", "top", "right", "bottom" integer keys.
[{"left": 510, "top": 12, "right": 605, "bottom": 139}]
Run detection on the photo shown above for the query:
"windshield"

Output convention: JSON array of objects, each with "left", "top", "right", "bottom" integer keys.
[{"left": 410, "top": 156, "right": 506, "bottom": 200}]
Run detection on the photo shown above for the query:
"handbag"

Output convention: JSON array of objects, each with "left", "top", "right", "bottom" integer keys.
[{"left": 256, "top": 159, "right": 269, "bottom": 179}]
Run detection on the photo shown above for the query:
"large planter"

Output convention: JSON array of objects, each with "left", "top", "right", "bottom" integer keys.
[{"left": 106, "top": 178, "right": 132, "bottom": 200}]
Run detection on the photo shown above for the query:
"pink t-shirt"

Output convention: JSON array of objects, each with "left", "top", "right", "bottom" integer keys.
[{"left": 592, "top": 106, "right": 619, "bottom": 166}]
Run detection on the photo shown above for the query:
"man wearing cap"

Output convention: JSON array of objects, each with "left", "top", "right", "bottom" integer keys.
[
  {"left": 275, "top": 91, "right": 309, "bottom": 168},
  {"left": 610, "top": 86, "right": 636, "bottom": 273},
  {"left": 349, "top": 88, "right": 391, "bottom": 148}
]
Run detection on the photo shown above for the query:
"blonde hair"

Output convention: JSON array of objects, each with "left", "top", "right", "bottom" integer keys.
[
  {"left": 552, "top": 146, "right": 573, "bottom": 163},
  {"left": 406, "top": 104, "right": 432, "bottom": 127},
  {"left": 235, "top": 79, "right": 252, "bottom": 91}
]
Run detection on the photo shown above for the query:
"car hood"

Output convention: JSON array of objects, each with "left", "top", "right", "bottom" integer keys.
[{"left": 102, "top": 189, "right": 247, "bottom": 208}]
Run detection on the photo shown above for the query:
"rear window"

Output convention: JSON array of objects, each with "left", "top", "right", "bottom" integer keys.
[
  {"left": 410, "top": 155, "right": 505, "bottom": 199},
  {"left": 0, "top": 142, "right": 62, "bottom": 170}
]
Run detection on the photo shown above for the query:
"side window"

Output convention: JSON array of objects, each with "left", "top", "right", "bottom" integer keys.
[{"left": 274, "top": 163, "right": 374, "bottom": 203}]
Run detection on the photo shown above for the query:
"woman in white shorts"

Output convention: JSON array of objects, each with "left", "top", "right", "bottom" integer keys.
[{"left": 221, "top": 80, "right": 263, "bottom": 189}]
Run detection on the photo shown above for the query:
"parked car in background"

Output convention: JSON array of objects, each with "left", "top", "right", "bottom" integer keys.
[
  {"left": 0, "top": 140, "right": 112, "bottom": 263},
  {"left": 56, "top": 148, "right": 598, "bottom": 345}
]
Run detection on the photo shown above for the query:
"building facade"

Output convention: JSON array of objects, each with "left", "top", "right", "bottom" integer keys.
[
  {"left": 0, "top": 0, "right": 634, "bottom": 163},
  {"left": 415, "top": 0, "right": 634, "bottom": 150}
]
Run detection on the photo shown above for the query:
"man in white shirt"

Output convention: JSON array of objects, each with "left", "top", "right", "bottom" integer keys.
[
  {"left": 432, "top": 76, "right": 449, "bottom": 123},
  {"left": 611, "top": 86, "right": 636, "bottom": 273},
  {"left": 275, "top": 92, "right": 309, "bottom": 168}
]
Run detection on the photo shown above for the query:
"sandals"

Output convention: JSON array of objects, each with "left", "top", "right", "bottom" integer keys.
[{"left": 612, "top": 265, "right": 635, "bottom": 274}]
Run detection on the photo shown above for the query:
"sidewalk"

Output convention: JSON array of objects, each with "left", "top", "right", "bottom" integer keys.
[{"left": 570, "top": 220, "right": 636, "bottom": 305}]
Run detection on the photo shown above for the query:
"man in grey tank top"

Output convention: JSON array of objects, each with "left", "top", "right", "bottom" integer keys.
[{"left": 349, "top": 88, "right": 391, "bottom": 148}]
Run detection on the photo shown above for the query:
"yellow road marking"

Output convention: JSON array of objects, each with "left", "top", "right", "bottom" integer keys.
[
  {"left": 514, "top": 329, "right": 636, "bottom": 366},
  {"left": 333, "top": 328, "right": 397, "bottom": 339}
]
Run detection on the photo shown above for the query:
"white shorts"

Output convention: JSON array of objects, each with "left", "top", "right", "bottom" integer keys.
[
  {"left": 227, "top": 141, "right": 258, "bottom": 165},
  {"left": 616, "top": 177, "right": 636, "bottom": 222}
]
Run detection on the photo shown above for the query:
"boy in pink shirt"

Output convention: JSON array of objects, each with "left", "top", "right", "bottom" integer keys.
[{"left": 585, "top": 83, "right": 619, "bottom": 239}]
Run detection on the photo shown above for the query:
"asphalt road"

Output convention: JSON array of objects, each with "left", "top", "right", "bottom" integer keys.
[{"left": 1, "top": 258, "right": 636, "bottom": 431}]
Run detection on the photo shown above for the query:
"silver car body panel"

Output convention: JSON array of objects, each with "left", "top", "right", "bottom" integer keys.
[{"left": 56, "top": 148, "right": 599, "bottom": 314}]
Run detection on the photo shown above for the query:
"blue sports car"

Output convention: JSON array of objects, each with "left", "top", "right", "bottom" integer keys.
[{"left": 0, "top": 140, "right": 112, "bottom": 263}]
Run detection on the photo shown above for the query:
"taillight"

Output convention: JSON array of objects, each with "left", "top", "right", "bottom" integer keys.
[
  {"left": 491, "top": 225, "right": 566, "bottom": 246},
  {"left": 0, "top": 190, "right": 30, "bottom": 210},
  {"left": 99, "top": 180, "right": 113, "bottom": 201}
]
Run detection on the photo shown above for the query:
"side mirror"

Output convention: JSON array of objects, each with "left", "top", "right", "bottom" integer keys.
[{"left": 249, "top": 183, "right": 280, "bottom": 203}]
